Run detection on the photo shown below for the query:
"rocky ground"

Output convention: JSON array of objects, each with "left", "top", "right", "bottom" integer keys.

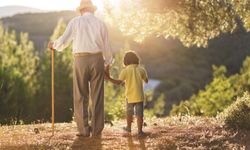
[{"left": 0, "top": 116, "right": 249, "bottom": 150}]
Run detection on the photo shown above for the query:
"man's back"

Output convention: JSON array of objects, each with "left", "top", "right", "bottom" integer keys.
[
  {"left": 53, "top": 12, "right": 112, "bottom": 64},
  {"left": 71, "top": 12, "right": 107, "bottom": 53}
]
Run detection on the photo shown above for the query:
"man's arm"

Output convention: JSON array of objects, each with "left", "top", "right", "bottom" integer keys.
[
  {"left": 48, "top": 20, "right": 75, "bottom": 51},
  {"left": 102, "top": 23, "right": 113, "bottom": 65},
  {"left": 105, "top": 65, "right": 124, "bottom": 85}
]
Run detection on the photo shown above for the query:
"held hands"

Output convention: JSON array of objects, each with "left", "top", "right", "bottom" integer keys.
[
  {"left": 104, "top": 65, "right": 124, "bottom": 86},
  {"left": 104, "top": 65, "right": 110, "bottom": 80}
]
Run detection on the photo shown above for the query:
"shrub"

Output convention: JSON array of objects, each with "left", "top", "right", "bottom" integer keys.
[
  {"left": 171, "top": 56, "right": 250, "bottom": 117},
  {"left": 219, "top": 92, "right": 250, "bottom": 130},
  {"left": 171, "top": 65, "right": 239, "bottom": 116}
]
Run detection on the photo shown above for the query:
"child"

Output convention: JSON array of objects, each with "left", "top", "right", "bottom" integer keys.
[{"left": 105, "top": 51, "right": 148, "bottom": 136}]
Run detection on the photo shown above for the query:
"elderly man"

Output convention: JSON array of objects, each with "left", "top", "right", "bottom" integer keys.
[{"left": 48, "top": 0, "right": 112, "bottom": 137}]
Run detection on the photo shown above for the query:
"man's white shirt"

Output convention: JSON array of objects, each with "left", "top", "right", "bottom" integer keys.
[{"left": 53, "top": 12, "right": 113, "bottom": 65}]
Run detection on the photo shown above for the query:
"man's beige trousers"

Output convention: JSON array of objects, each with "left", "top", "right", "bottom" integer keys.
[{"left": 73, "top": 53, "right": 104, "bottom": 136}]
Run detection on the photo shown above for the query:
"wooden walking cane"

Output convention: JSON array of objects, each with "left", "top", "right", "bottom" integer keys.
[{"left": 51, "top": 48, "right": 55, "bottom": 135}]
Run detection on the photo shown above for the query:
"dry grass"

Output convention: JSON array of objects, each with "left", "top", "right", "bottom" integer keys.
[{"left": 0, "top": 116, "right": 249, "bottom": 150}]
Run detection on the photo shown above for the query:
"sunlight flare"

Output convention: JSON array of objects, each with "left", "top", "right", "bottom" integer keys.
[{"left": 108, "top": 0, "right": 121, "bottom": 8}]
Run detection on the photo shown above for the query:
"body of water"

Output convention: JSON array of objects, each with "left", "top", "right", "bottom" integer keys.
[{"left": 144, "top": 79, "right": 161, "bottom": 92}]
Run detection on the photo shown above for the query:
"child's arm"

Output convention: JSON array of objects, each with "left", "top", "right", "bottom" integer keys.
[
  {"left": 141, "top": 67, "right": 149, "bottom": 83},
  {"left": 107, "top": 76, "right": 124, "bottom": 85},
  {"left": 104, "top": 65, "right": 124, "bottom": 85}
]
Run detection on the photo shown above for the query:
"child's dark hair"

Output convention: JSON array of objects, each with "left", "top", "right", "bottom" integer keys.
[{"left": 124, "top": 51, "right": 140, "bottom": 66}]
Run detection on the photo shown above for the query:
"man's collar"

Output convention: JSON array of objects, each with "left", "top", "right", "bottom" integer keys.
[{"left": 81, "top": 12, "right": 94, "bottom": 17}]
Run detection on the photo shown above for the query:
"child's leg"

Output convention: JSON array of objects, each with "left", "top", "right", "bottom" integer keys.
[
  {"left": 136, "top": 116, "right": 143, "bottom": 133},
  {"left": 124, "top": 101, "right": 134, "bottom": 132},
  {"left": 135, "top": 102, "right": 144, "bottom": 133},
  {"left": 127, "top": 115, "right": 133, "bottom": 129}
]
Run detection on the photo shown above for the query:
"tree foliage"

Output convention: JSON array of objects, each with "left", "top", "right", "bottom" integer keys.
[
  {"left": 171, "top": 57, "right": 250, "bottom": 116},
  {"left": 35, "top": 19, "right": 73, "bottom": 122},
  {"left": 219, "top": 92, "right": 250, "bottom": 130},
  {"left": 105, "top": 0, "right": 250, "bottom": 47},
  {"left": 0, "top": 23, "right": 38, "bottom": 124}
]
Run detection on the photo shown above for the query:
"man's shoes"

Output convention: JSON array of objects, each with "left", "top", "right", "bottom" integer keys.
[
  {"left": 122, "top": 127, "right": 132, "bottom": 133},
  {"left": 92, "top": 133, "right": 102, "bottom": 138},
  {"left": 76, "top": 133, "right": 90, "bottom": 137},
  {"left": 76, "top": 126, "right": 92, "bottom": 137}
]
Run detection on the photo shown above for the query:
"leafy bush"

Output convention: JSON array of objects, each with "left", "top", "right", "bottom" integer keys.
[
  {"left": 0, "top": 68, "right": 28, "bottom": 124},
  {"left": 219, "top": 92, "right": 250, "bottom": 130},
  {"left": 0, "top": 24, "right": 38, "bottom": 124},
  {"left": 145, "top": 94, "right": 166, "bottom": 117},
  {"left": 171, "top": 65, "right": 239, "bottom": 116},
  {"left": 171, "top": 57, "right": 250, "bottom": 117},
  {"left": 34, "top": 20, "right": 73, "bottom": 123}
]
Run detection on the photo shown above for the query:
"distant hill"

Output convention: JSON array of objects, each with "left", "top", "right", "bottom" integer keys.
[
  {"left": 0, "top": 5, "right": 44, "bottom": 18},
  {"left": 1, "top": 11, "right": 125, "bottom": 51},
  {"left": 1, "top": 11, "right": 250, "bottom": 115},
  {"left": 2, "top": 11, "right": 77, "bottom": 49}
]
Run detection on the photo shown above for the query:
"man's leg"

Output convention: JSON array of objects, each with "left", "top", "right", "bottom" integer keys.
[
  {"left": 73, "top": 56, "right": 90, "bottom": 136},
  {"left": 89, "top": 54, "right": 105, "bottom": 136}
]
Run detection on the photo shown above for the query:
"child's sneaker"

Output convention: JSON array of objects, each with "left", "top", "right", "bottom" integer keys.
[
  {"left": 122, "top": 127, "right": 131, "bottom": 133},
  {"left": 138, "top": 131, "right": 145, "bottom": 137}
]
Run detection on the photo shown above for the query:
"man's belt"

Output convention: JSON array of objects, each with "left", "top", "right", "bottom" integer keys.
[{"left": 74, "top": 51, "right": 102, "bottom": 57}]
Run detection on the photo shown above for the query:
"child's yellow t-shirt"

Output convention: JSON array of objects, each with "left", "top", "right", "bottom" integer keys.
[{"left": 119, "top": 64, "right": 148, "bottom": 103}]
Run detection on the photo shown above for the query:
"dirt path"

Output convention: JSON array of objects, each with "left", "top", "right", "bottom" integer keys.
[{"left": 0, "top": 117, "right": 249, "bottom": 150}]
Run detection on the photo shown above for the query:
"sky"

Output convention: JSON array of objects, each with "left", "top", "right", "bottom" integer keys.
[{"left": 0, "top": 0, "right": 104, "bottom": 11}]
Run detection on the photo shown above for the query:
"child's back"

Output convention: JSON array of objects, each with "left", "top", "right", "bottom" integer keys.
[
  {"left": 119, "top": 64, "right": 148, "bottom": 103},
  {"left": 105, "top": 51, "right": 148, "bottom": 137}
]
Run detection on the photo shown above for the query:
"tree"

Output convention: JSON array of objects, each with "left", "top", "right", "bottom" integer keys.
[
  {"left": 104, "top": 0, "right": 250, "bottom": 47},
  {"left": 35, "top": 19, "right": 73, "bottom": 122},
  {"left": 171, "top": 57, "right": 250, "bottom": 116},
  {"left": 0, "top": 23, "right": 38, "bottom": 124}
]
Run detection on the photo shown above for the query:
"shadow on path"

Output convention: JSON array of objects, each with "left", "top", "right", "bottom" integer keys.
[{"left": 72, "top": 136, "right": 102, "bottom": 150}]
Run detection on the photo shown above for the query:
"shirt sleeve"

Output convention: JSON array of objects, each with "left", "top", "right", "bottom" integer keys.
[
  {"left": 119, "top": 69, "right": 126, "bottom": 81},
  {"left": 101, "top": 23, "right": 113, "bottom": 65},
  {"left": 140, "top": 67, "right": 148, "bottom": 82},
  {"left": 53, "top": 19, "right": 75, "bottom": 52}
]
